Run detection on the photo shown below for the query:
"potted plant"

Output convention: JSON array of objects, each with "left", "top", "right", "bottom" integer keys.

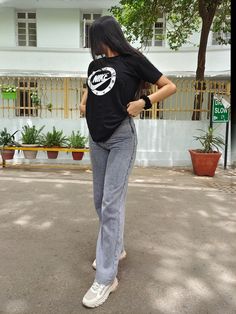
[
  {"left": 41, "top": 126, "right": 68, "bottom": 159},
  {"left": 21, "top": 124, "right": 45, "bottom": 159},
  {"left": 0, "top": 128, "right": 18, "bottom": 160},
  {"left": 30, "top": 90, "right": 41, "bottom": 107},
  {"left": 0, "top": 84, "right": 18, "bottom": 100},
  {"left": 189, "top": 126, "right": 225, "bottom": 177},
  {"left": 68, "top": 131, "right": 87, "bottom": 160},
  {"left": 47, "top": 103, "right": 53, "bottom": 112}
]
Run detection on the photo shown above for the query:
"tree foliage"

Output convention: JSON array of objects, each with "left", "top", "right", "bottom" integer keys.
[
  {"left": 111, "top": 0, "right": 231, "bottom": 120},
  {"left": 110, "top": 0, "right": 231, "bottom": 51}
]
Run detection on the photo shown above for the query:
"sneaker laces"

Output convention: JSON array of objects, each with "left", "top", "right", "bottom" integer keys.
[{"left": 91, "top": 281, "right": 105, "bottom": 293}]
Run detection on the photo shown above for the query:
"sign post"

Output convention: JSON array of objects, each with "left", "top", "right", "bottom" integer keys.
[
  {"left": 212, "top": 98, "right": 229, "bottom": 123},
  {"left": 212, "top": 97, "right": 230, "bottom": 169}
]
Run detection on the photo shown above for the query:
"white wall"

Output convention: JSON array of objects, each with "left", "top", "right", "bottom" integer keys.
[
  {"left": 0, "top": 8, "right": 16, "bottom": 47},
  {"left": 0, "top": 118, "right": 230, "bottom": 167},
  {"left": 0, "top": 7, "right": 82, "bottom": 49},
  {"left": 0, "top": 7, "right": 230, "bottom": 74},
  {"left": 0, "top": 46, "right": 230, "bottom": 75},
  {"left": 134, "top": 119, "right": 229, "bottom": 167},
  {"left": 0, "top": 0, "right": 119, "bottom": 10},
  {"left": 37, "top": 9, "right": 81, "bottom": 48},
  {"left": 0, "top": 48, "right": 92, "bottom": 73},
  {"left": 145, "top": 47, "right": 230, "bottom": 74}
]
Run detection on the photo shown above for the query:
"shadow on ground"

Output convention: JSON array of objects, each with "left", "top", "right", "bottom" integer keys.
[{"left": 0, "top": 167, "right": 235, "bottom": 314}]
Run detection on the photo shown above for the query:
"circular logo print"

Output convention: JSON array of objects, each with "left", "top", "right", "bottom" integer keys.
[{"left": 88, "top": 67, "right": 116, "bottom": 96}]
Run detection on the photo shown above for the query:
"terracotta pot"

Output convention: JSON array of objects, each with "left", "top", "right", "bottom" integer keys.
[
  {"left": 1, "top": 149, "right": 15, "bottom": 160},
  {"left": 72, "top": 152, "right": 84, "bottom": 160},
  {"left": 189, "top": 149, "right": 221, "bottom": 177},
  {"left": 47, "top": 150, "right": 59, "bottom": 159},
  {"left": 21, "top": 144, "right": 38, "bottom": 159}
]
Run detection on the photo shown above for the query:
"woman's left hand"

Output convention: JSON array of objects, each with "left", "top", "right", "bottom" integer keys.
[{"left": 127, "top": 99, "right": 145, "bottom": 117}]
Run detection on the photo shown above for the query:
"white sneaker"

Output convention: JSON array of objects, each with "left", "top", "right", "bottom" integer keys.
[
  {"left": 82, "top": 277, "right": 118, "bottom": 308},
  {"left": 92, "top": 250, "right": 127, "bottom": 270}
]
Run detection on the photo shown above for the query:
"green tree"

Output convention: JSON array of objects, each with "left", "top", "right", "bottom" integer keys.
[{"left": 110, "top": 0, "right": 231, "bottom": 120}]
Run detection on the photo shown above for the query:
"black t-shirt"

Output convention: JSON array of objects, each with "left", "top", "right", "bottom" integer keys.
[{"left": 86, "top": 54, "right": 162, "bottom": 142}]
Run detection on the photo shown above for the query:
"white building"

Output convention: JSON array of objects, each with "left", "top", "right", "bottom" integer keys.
[{"left": 0, "top": 0, "right": 232, "bottom": 167}]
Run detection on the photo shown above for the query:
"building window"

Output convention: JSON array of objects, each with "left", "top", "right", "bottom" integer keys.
[
  {"left": 82, "top": 13, "right": 101, "bottom": 48},
  {"left": 147, "top": 14, "right": 165, "bottom": 47},
  {"left": 212, "top": 31, "right": 231, "bottom": 45},
  {"left": 16, "top": 11, "right": 37, "bottom": 47},
  {"left": 15, "top": 80, "right": 38, "bottom": 117}
]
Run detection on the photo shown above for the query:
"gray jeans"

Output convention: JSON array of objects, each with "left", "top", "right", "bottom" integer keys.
[{"left": 89, "top": 117, "right": 137, "bottom": 285}]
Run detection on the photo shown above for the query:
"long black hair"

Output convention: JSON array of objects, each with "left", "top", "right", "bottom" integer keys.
[
  {"left": 89, "top": 15, "right": 142, "bottom": 60},
  {"left": 89, "top": 16, "right": 149, "bottom": 98}
]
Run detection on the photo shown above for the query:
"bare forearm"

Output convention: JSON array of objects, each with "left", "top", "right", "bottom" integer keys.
[
  {"left": 80, "top": 89, "right": 88, "bottom": 114},
  {"left": 127, "top": 75, "right": 176, "bottom": 117},
  {"left": 80, "top": 89, "right": 88, "bottom": 106},
  {"left": 148, "top": 82, "right": 177, "bottom": 104}
]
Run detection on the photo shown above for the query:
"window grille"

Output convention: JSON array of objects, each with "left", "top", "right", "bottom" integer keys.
[
  {"left": 147, "top": 14, "right": 165, "bottom": 47},
  {"left": 212, "top": 31, "right": 230, "bottom": 45},
  {"left": 15, "top": 80, "right": 38, "bottom": 117},
  {"left": 16, "top": 11, "right": 37, "bottom": 47},
  {"left": 82, "top": 13, "right": 101, "bottom": 48}
]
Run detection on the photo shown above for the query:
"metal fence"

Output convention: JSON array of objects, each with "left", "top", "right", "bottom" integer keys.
[{"left": 0, "top": 76, "right": 230, "bottom": 120}]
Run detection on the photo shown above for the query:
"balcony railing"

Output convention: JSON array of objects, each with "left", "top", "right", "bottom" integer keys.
[{"left": 0, "top": 76, "right": 230, "bottom": 120}]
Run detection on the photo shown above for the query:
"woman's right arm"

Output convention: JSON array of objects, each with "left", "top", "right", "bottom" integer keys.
[{"left": 79, "top": 88, "right": 88, "bottom": 114}]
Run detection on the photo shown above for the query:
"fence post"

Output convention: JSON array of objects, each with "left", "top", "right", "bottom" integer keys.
[{"left": 63, "top": 78, "right": 69, "bottom": 119}]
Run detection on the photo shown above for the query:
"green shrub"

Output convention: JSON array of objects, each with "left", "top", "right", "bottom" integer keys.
[
  {"left": 68, "top": 131, "right": 87, "bottom": 148},
  {"left": 41, "top": 127, "right": 68, "bottom": 147},
  {"left": 21, "top": 124, "right": 45, "bottom": 144},
  {"left": 0, "top": 128, "right": 18, "bottom": 146},
  {"left": 194, "top": 127, "right": 225, "bottom": 153}
]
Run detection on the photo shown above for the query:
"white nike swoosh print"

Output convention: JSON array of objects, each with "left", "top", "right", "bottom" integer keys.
[{"left": 90, "top": 77, "right": 111, "bottom": 90}]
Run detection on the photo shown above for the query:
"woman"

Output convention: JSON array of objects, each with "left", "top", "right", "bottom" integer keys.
[{"left": 80, "top": 16, "right": 176, "bottom": 308}]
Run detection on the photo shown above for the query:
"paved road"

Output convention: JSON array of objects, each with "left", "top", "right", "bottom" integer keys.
[{"left": 0, "top": 166, "right": 235, "bottom": 314}]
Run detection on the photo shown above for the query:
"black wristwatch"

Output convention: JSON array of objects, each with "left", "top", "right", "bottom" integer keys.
[{"left": 140, "top": 95, "right": 152, "bottom": 110}]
